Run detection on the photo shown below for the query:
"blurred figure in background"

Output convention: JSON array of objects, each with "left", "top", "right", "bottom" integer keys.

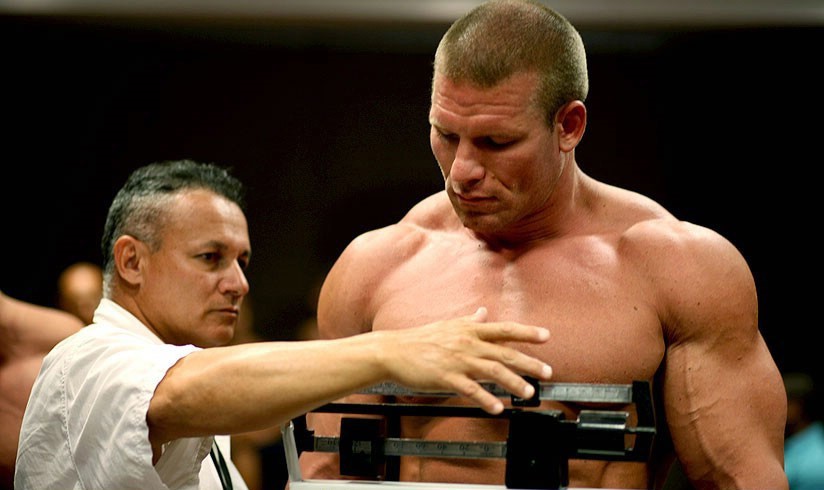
[
  {"left": 783, "top": 371, "right": 824, "bottom": 490},
  {"left": 56, "top": 261, "right": 103, "bottom": 325},
  {"left": 0, "top": 290, "right": 82, "bottom": 489}
]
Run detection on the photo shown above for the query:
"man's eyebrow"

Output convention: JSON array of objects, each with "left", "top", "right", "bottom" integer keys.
[
  {"left": 199, "top": 240, "right": 249, "bottom": 253},
  {"left": 200, "top": 240, "right": 228, "bottom": 250}
]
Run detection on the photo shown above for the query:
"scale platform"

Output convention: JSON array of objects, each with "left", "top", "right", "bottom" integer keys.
[{"left": 282, "top": 380, "right": 655, "bottom": 490}]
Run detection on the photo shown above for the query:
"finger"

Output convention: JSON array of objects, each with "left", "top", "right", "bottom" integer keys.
[
  {"left": 473, "top": 322, "right": 550, "bottom": 344},
  {"left": 474, "top": 358, "right": 546, "bottom": 399},
  {"left": 493, "top": 345, "right": 553, "bottom": 381},
  {"left": 447, "top": 375, "right": 505, "bottom": 414}
]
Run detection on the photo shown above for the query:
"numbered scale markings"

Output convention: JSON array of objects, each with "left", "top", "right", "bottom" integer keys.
[{"left": 315, "top": 435, "right": 507, "bottom": 459}]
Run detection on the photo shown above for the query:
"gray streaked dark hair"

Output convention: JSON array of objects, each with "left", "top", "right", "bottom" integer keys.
[
  {"left": 100, "top": 159, "right": 245, "bottom": 295},
  {"left": 433, "top": 0, "right": 588, "bottom": 127}
]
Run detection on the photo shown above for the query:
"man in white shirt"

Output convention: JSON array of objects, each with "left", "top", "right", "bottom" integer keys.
[{"left": 15, "top": 159, "right": 553, "bottom": 489}]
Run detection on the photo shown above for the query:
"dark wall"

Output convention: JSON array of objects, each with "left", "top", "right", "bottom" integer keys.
[{"left": 1, "top": 16, "right": 821, "bottom": 379}]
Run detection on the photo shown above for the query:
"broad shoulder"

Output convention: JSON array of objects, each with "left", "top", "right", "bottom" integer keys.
[
  {"left": 317, "top": 192, "right": 455, "bottom": 334},
  {"left": 593, "top": 181, "right": 746, "bottom": 278},
  {"left": 620, "top": 216, "right": 756, "bottom": 342},
  {"left": 335, "top": 191, "right": 457, "bottom": 273},
  {"left": 621, "top": 217, "right": 749, "bottom": 283},
  {"left": 589, "top": 181, "right": 756, "bottom": 340}
]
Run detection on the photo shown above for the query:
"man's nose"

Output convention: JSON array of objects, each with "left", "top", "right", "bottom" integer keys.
[
  {"left": 449, "top": 141, "right": 485, "bottom": 191},
  {"left": 220, "top": 260, "right": 250, "bottom": 297}
]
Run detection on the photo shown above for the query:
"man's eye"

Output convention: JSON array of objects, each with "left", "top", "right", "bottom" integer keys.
[
  {"left": 200, "top": 253, "right": 220, "bottom": 262},
  {"left": 485, "top": 137, "right": 512, "bottom": 148},
  {"left": 437, "top": 130, "right": 458, "bottom": 142}
]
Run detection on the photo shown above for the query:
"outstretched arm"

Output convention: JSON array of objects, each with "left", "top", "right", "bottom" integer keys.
[{"left": 147, "top": 308, "right": 552, "bottom": 455}]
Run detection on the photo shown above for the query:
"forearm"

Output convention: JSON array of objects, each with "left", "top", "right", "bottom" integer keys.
[{"left": 149, "top": 335, "right": 389, "bottom": 442}]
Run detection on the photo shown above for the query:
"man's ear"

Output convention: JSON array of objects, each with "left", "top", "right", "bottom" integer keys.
[
  {"left": 555, "top": 100, "right": 587, "bottom": 152},
  {"left": 112, "top": 235, "right": 146, "bottom": 287}
]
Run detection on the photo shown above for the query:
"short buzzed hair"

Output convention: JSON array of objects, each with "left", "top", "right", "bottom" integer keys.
[
  {"left": 100, "top": 159, "right": 245, "bottom": 295},
  {"left": 433, "top": 0, "right": 588, "bottom": 127}
]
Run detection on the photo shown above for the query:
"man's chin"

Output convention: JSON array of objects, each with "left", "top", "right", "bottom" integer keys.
[
  {"left": 458, "top": 213, "right": 505, "bottom": 234},
  {"left": 199, "top": 324, "right": 236, "bottom": 348}
]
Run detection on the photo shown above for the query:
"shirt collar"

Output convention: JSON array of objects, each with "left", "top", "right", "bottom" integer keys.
[{"left": 92, "top": 298, "right": 166, "bottom": 345}]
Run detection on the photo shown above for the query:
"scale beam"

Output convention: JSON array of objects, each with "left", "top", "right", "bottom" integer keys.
[
  {"left": 359, "top": 381, "right": 634, "bottom": 404},
  {"left": 283, "top": 380, "right": 656, "bottom": 490}
]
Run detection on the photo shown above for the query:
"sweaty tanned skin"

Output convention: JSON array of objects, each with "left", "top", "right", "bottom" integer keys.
[{"left": 300, "top": 71, "right": 787, "bottom": 489}]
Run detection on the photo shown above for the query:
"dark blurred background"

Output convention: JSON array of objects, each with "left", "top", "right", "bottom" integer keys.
[{"left": 1, "top": 1, "right": 822, "bottom": 382}]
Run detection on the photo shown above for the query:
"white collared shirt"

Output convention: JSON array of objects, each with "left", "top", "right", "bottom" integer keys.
[{"left": 15, "top": 298, "right": 248, "bottom": 490}]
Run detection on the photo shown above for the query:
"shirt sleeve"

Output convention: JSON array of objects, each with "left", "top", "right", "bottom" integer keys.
[{"left": 62, "top": 328, "right": 201, "bottom": 489}]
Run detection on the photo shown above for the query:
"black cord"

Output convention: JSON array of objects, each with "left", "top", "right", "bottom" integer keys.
[{"left": 209, "top": 442, "right": 234, "bottom": 490}]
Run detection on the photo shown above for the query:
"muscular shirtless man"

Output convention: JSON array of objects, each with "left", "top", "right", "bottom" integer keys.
[
  {"left": 299, "top": 1, "right": 788, "bottom": 488},
  {"left": 0, "top": 290, "right": 82, "bottom": 489}
]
